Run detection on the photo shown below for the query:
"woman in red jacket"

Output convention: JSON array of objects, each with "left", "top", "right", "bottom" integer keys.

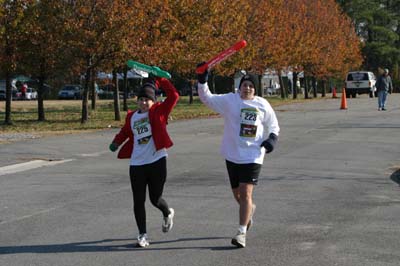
[{"left": 109, "top": 77, "right": 179, "bottom": 247}]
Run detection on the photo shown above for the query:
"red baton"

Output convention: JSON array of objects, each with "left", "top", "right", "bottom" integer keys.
[{"left": 196, "top": 40, "right": 247, "bottom": 74}]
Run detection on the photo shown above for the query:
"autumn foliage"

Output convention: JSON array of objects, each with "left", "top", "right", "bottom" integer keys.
[
  {"left": 1, "top": 0, "right": 363, "bottom": 123},
  {"left": 1, "top": 0, "right": 363, "bottom": 79}
]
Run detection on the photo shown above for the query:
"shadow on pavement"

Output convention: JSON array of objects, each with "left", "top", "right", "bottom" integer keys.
[
  {"left": 0, "top": 236, "right": 236, "bottom": 254},
  {"left": 390, "top": 169, "right": 400, "bottom": 186}
]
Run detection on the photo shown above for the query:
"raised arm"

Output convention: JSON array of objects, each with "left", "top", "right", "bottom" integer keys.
[
  {"left": 155, "top": 77, "right": 180, "bottom": 116},
  {"left": 196, "top": 63, "right": 232, "bottom": 115}
]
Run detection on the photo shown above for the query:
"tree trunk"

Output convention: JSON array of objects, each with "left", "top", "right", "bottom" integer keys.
[
  {"left": 321, "top": 79, "right": 326, "bottom": 97},
  {"left": 279, "top": 73, "right": 286, "bottom": 99},
  {"left": 37, "top": 60, "right": 46, "bottom": 121},
  {"left": 81, "top": 58, "right": 90, "bottom": 124},
  {"left": 37, "top": 76, "right": 46, "bottom": 121},
  {"left": 90, "top": 68, "right": 96, "bottom": 110},
  {"left": 304, "top": 75, "right": 310, "bottom": 99},
  {"left": 123, "top": 66, "right": 128, "bottom": 111},
  {"left": 257, "top": 74, "right": 264, "bottom": 97},
  {"left": 3, "top": 30, "right": 13, "bottom": 125},
  {"left": 113, "top": 69, "right": 121, "bottom": 121},
  {"left": 4, "top": 71, "right": 12, "bottom": 125},
  {"left": 293, "top": 72, "right": 298, "bottom": 99},
  {"left": 312, "top": 76, "right": 317, "bottom": 98}
]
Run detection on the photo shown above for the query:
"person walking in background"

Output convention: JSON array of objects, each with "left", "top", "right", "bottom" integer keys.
[
  {"left": 196, "top": 63, "right": 280, "bottom": 248},
  {"left": 376, "top": 68, "right": 393, "bottom": 111},
  {"left": 109, "top": 77, "right": 179, "bottom": 248}
]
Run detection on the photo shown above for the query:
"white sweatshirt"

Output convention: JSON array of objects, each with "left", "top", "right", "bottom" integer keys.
[{"left": 198, "top": 83, "right": 280, "bottom": 164}]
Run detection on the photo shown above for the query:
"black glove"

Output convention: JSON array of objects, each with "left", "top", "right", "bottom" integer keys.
[
  {"left": 260, "top": 133, "right": 278, "bottom": 153},
  {"left": 197, "top": 62, "right": 209, "bottom": 84}
]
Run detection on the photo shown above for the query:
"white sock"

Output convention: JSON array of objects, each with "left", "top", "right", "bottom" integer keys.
[{"left": 239, "top": 225, "right": 247, "bottom": 234}]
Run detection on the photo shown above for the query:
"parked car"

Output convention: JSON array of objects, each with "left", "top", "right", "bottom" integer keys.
[
  {"left": 58, "top": 85, "right": 82, "bottom": 99},
  {"left": 98, "top": 84, "right": 131, "bottom": 99},
  {"left": 98, "top": 84, "right": 114, "bottom": 99},
  {"left": 15, "top": 87, "right": 38, "bottom": 100},
  {"left": 345, "top": 71, "right": 376, "bottom": 98}
]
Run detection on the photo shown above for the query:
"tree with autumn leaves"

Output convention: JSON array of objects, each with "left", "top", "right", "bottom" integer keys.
[
  {"left": 18, "top": 0, "right": 67, "bottom": 121},
  {"left": 245, "top": 0, "right": 362, "bottom": 99},
  {"left": 0, "top": 0, "right": 33, "bottom": 125},
  {"left": 1, "top": 0, "right": 363, "bottom": 125},
  {"left": 61, "top": 0, "right": 141, "bottom": 123},
  {"left": 164, "top": 0, "right": 250, "bottom": 96}
]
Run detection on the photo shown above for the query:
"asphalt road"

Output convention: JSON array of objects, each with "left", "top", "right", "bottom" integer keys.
[{"left": 1, "top": 94, "right": 400, "bottom": 266}]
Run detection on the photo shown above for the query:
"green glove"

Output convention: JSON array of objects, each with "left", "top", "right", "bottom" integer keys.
[{"left": 109, "top": 143, "right": 118, "bottom": 152}]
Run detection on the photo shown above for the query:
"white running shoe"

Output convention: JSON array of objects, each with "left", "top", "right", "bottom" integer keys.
[
  {"left": 162, "top": 208, "right": 174, "bottom": 233},
  {"left": 137, "top": 233, "right": 149, "bottom": 248},
  {"left": 231, "top": 231, "right": 246, "bottom": 248},
  {"left": 247, "top": 204, "right": 256, "bottom": 231}
]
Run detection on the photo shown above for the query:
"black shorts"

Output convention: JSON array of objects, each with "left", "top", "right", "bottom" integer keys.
[{"left": 225, "top": 160, "right": 262, "bottom": 189}]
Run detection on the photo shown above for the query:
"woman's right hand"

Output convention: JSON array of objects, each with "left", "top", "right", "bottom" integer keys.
[{"left": 196, "top": 62, "right": 208, "bottom": 84}]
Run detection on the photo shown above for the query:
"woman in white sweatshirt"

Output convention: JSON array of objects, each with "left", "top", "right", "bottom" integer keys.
[{"left": 197, "top": 65, "right": 280, "bottom": 248}]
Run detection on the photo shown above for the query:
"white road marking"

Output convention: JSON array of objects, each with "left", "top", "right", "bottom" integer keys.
[
  {"left": 298, "top": 241, "right": 317, "bottom": 251},
  {"left": 0, "top": 159, "right": 75, "bottom": 176},
  {"left": 79, "top": 151, "right": 109, "bottom": 157}
]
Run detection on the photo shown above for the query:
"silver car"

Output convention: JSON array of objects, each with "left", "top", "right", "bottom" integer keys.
[{"left": 58, "top": 85, "right": 82, "bottom": 100}]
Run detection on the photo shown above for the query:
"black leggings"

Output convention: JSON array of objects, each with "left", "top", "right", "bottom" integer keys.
[{"left": 129, "top": 157, "right": 170, "bottom": 234}]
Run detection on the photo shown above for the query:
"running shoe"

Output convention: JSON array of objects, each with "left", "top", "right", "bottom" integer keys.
[
  {"left": 137, "top": 233, "right": 149, "bottom": 248},
  {"left": 162, "top": 208, "right": 174, "bottom": 233},
  {"left": 231, "top": 231, "right": 246, "bottom": 248}
]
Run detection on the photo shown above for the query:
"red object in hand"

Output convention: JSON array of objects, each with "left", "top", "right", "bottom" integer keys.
[{"left": 196, "top": 40, "right": 247, "bottom": 74}]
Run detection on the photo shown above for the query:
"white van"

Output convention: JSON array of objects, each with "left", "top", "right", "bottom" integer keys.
[{"left": 345, "top": 71, "right": 376, "bottom": 98}]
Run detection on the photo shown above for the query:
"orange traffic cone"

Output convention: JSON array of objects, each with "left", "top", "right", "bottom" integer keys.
[
  {"left": 340, "top": 87, "right": 347, "bottom": 110},
  {"left": 332, "top": 87, "right": 337, "bottom": 98}
]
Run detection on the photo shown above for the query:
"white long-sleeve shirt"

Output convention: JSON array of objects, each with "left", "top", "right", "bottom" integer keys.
[{"left": 198, "top": 83, "right": 280, "bottom": 164}]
